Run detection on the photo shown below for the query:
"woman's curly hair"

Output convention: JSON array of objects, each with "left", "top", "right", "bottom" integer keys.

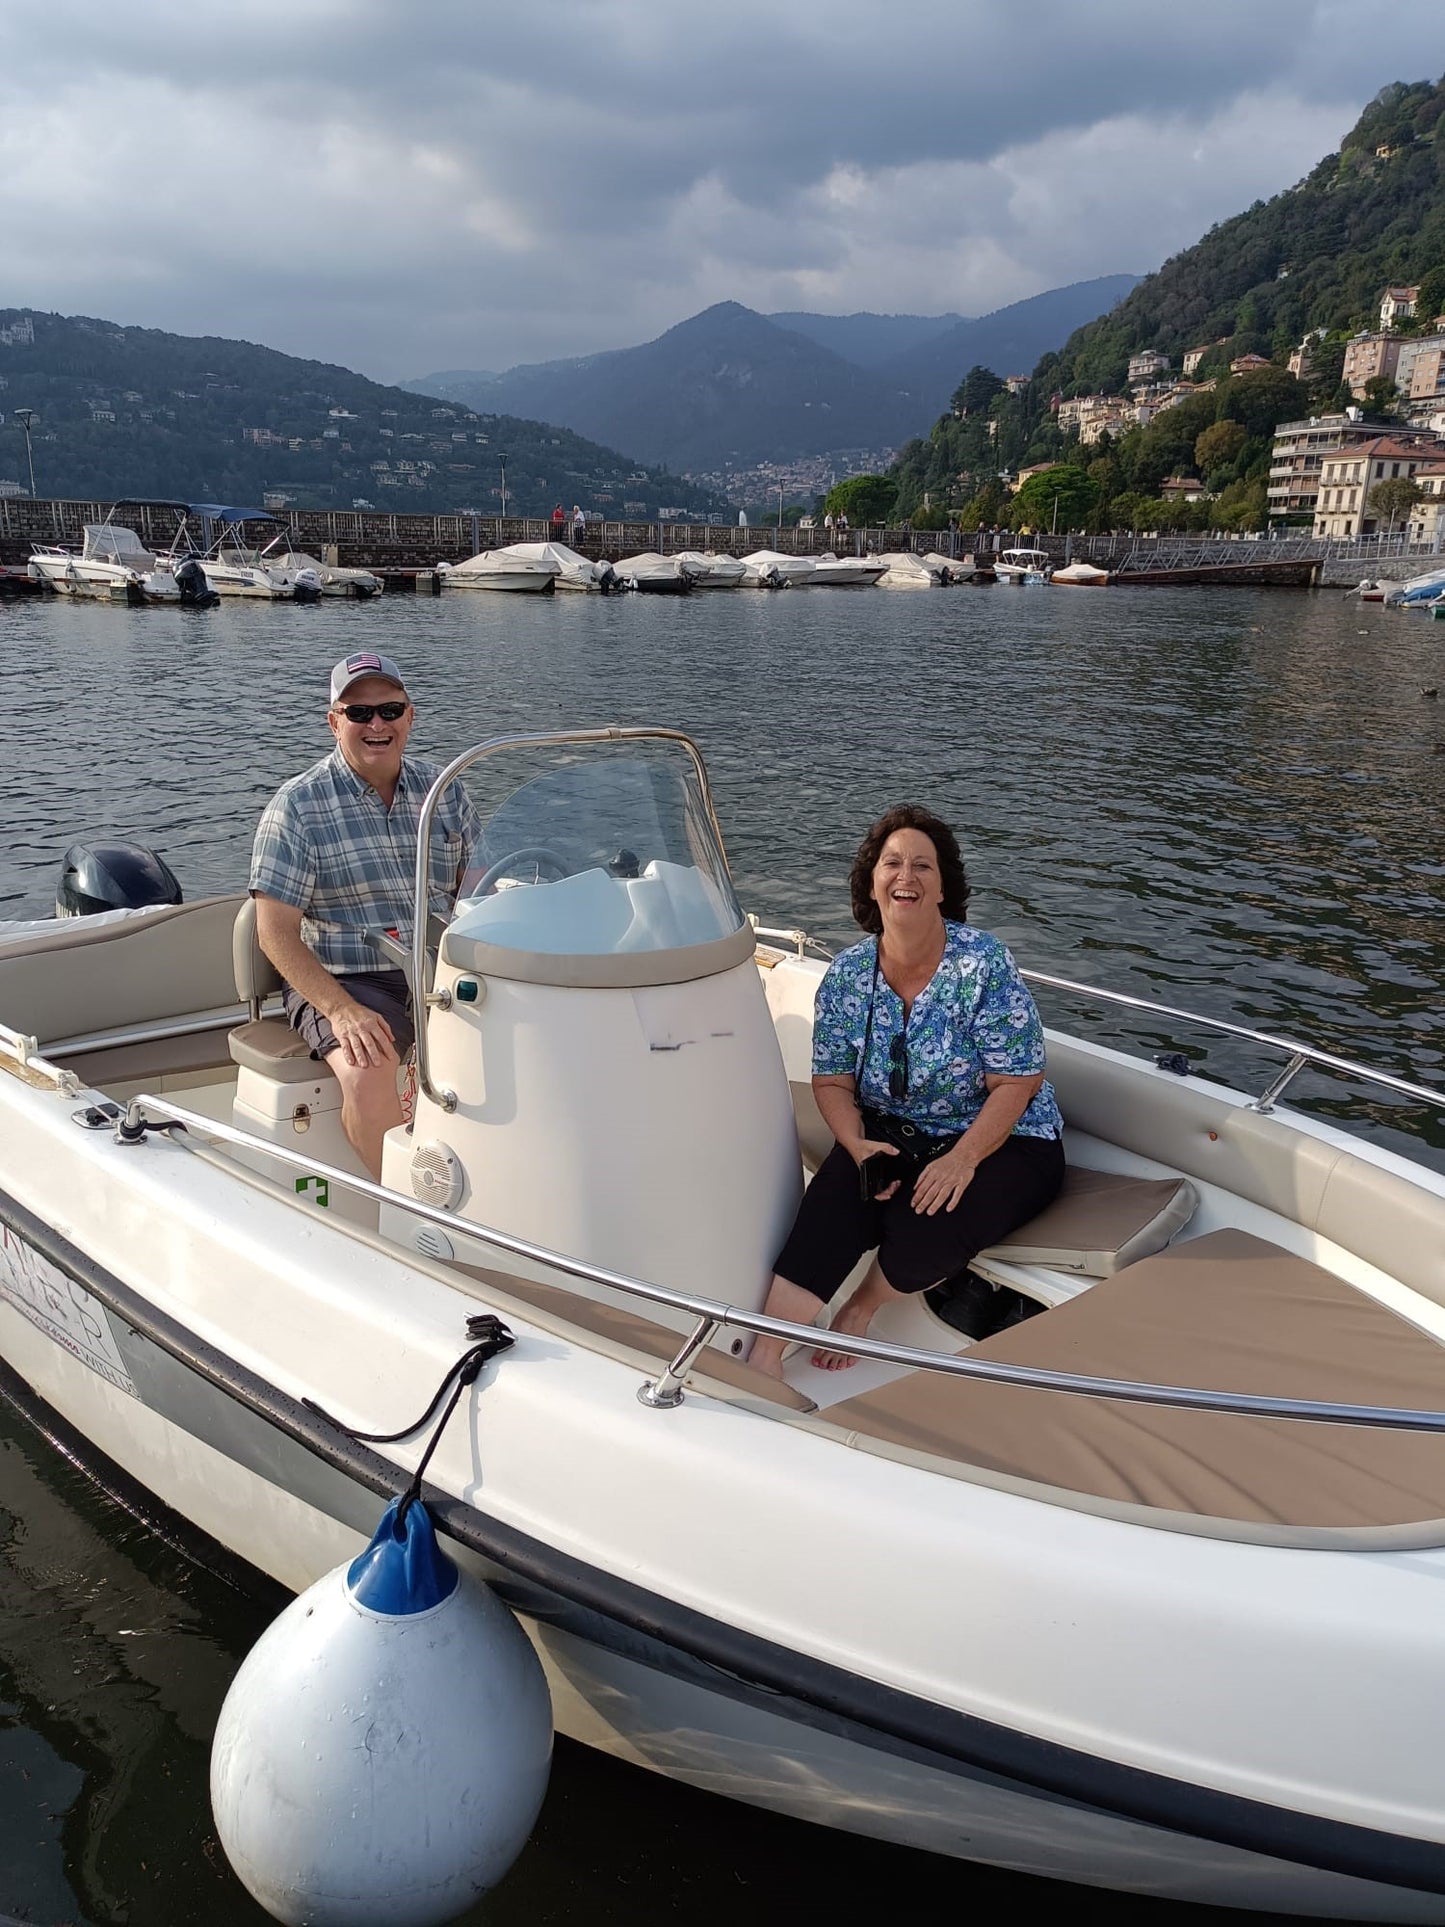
[{"left": 848, "top": 804, "right": 971, "bottom": 935}]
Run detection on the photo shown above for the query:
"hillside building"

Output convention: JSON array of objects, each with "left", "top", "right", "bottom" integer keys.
[
  {"left": 1342, "top": 332, "right": 1402, "bottom": 397},
  {"left": 1396, "top": 333, "right": 1445, "bottom": 403},
  {"left": 1379, "top": 286, "right": 1419, "bottom": 328},
  {"left": 1004, "top": 374, "right": 1029, "bottom": 395},
  {"left": 1267, "top": 410, "right": 1399, "bottom": 520},
  {"left": 1127, "top": 349, "right": 1171, "bottom": 384},
  {"left": 1058, "top": 394, "right": 1130, "bottom": 443},
  {"left": 1229, "top": 353, "right": 1273, "bottom": 377},
  {"left": 1312, "top": 436, "right": 1438, "bottom": 538},
  {"left": 1287, "top": 331, "right": 1327, "bottom": 381}
]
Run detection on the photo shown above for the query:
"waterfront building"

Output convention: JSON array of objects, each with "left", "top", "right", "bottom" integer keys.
[
  {"left": 1343, "top": 332, "right": 1402, "bottom": 396},
  {"left": 1127, "top": 349, "right": 1171, "bottom": 384},
  {"left": 1379, "top": 285, "right": 1419, "bottom": 328},
  {"left": 1312, "top": 436, "right": 1437, "bottom": 538},
  {"left": 1406, "top": 464, "right": 1445, "bottom": 548},
  {"left": 1268, "top": 410, "right": 1401, "bottom": 521}
]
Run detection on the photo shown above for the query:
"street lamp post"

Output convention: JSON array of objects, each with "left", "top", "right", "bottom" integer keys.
[
  {"left": 499, "top": 453, "right": 508, "bottom": 521},
  {"left": 14, "top": 409, "right": 37, "bottom": 499},
  {"left": 776, "top": 483, "right": 784, "bottom": 535}
]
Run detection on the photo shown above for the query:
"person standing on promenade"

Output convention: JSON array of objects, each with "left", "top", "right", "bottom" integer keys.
[
  {"left": 250, "top": 651, "right": 481, "bottom": 1179},
  {"left": 551, "top": 503, "right": 566, "bottom": 535}
]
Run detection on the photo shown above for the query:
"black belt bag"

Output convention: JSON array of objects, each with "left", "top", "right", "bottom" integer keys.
[{"left": 859, "top": 1105, "right": 960, "bottom": 1201}]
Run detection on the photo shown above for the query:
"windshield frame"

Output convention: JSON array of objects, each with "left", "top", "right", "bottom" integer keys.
[{"left": 412, "top": 726, "right": 733, "bottom": 1112}]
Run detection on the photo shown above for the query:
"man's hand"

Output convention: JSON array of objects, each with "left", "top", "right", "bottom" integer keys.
[{"left": 328, "top": 998, "right": 398, "bottom": 1070}]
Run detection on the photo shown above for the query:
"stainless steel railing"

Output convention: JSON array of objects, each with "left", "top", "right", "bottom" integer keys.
[{"left": 108, "top": 1088, "right": 1445, "bottom": 1432}]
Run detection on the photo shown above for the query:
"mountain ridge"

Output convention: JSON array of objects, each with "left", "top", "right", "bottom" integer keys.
[{"left": 409, "top": 277, "right": 1141, "bottom": 474}]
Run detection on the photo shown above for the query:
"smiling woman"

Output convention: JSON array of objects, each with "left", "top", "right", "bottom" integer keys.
[{"left": 748, "top": 803, "right": 1065, "bottom": 1380}]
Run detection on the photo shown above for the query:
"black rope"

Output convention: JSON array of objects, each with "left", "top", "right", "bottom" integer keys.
[{"left": 305, "top": 1314, "right": 514, "bottom": 1523}]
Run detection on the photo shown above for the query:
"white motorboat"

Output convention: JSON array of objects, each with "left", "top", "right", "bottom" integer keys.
[
  {"left": 874, "top": 553, "right": 946, "bottom": 589},
  {"left": 921, "top": 551, "right": 966, "bottom": 583},
  {"left": 1385, "top": 565, "right": 1445, "bottom": 606},
  {"left": 441, "top": 550, "right": 558, "bottom": 594},
  {"left": 994, "top": 547, "right": 1053, "bottom": 584},
  {"left": 28, "top": 519, "right": 186, "bottom": 604},
  {"left": 673, "top": 551, "right": 746, "bottom": 588},
  {"left": 1051, "top": 560, "right": 1112, "bottom": 586},
  {"left": 810, "top": 553, "right": 888, "bottom": 587},
  {"left": 3, "top": 728, "right": 1445, "bottom": 1920},
  {"left": 611, "top": 553, "right": 696, "bottom": 595},
  {"left": 194, "top": 529, "right": 293, "bottom": 599},
  {"left": 739, "top": 549, "right": 816, "bottom": 588},
  {"left": 499, "top": 541, "right": 614, "bottom": 592},
  {"left": 256, "top": 536, "right": 383, "bottom": 599}
]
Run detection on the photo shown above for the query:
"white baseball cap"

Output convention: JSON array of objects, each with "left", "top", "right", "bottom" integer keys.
[{"left": 329, "top": 652, "right": 408, "bottom": 702}]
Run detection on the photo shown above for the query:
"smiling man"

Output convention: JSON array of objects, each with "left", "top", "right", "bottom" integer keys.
[{"left": 249, "top": 651, "right": 481, "bottom": 1178}]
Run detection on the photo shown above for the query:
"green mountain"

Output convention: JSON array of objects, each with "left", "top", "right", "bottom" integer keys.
[
  {"left": 0, "top": 310, "right": 726, "bottom": 518},
  {"left": 890, "top": 77, "right": 1445, "bottom": 534},
  {"left": 1043, "top": 76, "right": 1445, "bottom": 396}
]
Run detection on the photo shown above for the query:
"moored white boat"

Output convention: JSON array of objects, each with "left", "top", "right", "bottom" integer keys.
[
  {"left": 3, "top": 729, "right": 1445, "bottom": 1920},
  {"left": 874, "top": 553, "right": 945, "bottom": 589},
  {"left": 441, "top": 550, "right": 558, "bottom": 593},
  {"left": 29, "top": 520, "right": 185, "bottom": 604},
  {"left": 612, "top": 552, "right": 696, "bottom": 594},
  {"left": 673, "top": 551, "right": 746, "bottom": 588},
  {"left": 499, "top": 541, "right": 613, "bottom": 592},
  {"left": 810, "top": 553, "right": 888, "bottom": 587},
  {"left": 257, "top": 538, "right": 383, "bottom": 598},
  {"left": 1050, "top": 560, "right": 1112, "bottom": 586},
  {"left": 739, "top": 549, "right": 816, "bottom": 588},
  {"left": 994, "top": 547, "right": 1053, "bottom": 584},
  {"left": 1385, "top": 565, "right": 1445, "bottom": 606}
]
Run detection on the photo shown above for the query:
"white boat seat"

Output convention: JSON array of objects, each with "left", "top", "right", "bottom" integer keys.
[
  {"left": 790, "top": 1081, "right": 1197, "bottom": 1277},
  {"left": 228, "top": 897, "right": 327, "bottom": 1083},
  {"left": 820, "top": 1229, "right": 1445, "bottom": 1544}
]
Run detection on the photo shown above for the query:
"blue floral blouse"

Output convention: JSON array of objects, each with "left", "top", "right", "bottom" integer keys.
[{"left": 812, "top": 922, "right": 1063, "bottom": 1140}]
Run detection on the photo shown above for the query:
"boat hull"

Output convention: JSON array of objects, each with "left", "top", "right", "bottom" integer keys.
[
  {"left": 1113, "top": 560, "right": 1323, "bottom": 588},
  {"left": 2, "top": 1221, "right": 1441, "bottom": 1923}
]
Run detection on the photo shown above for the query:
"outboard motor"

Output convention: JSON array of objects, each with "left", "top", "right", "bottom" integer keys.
[
  {"left": 176, "top": 558, "right": 220, "bottom": 608},
  {"left": 292, "top": 567, "right": 323, "bottom": 604},
  {"left": 55, "top": 841, "right": 183, "bottom": 918},
  {"left": 596, "top": 563, "right": 619, "bottom": 595}
]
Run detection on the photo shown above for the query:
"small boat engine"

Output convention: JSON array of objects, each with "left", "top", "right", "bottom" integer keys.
[
  {"left": 292, "top": 566, "right": 323, "bottom": 603},
  {"left": 55, "top": 841, "right": 183, "bottom": 918},
  {"left": 175, "top": 557, "right": 220, "bottom": 607}
]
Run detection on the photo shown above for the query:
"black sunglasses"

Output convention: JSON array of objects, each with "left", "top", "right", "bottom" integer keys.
[
  {"left": 338, "top": 701, "right": 409, "bottom": 724},
  {"left": 888, "top": 1031, "right": 909, "bottom": 1102}
]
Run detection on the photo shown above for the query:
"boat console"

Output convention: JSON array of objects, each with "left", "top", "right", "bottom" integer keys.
[{"left": 377, "top": 732, "right": 801, "bottom": 1313}]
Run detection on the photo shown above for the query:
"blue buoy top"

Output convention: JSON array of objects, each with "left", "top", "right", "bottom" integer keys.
[{"left": 346, "top": 1497, "right": 459, "bottom": 1615}]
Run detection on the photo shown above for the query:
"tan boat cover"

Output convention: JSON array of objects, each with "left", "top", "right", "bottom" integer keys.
[{"left": 823, "top": 1230, "right": 1445, "bottom": 1544}]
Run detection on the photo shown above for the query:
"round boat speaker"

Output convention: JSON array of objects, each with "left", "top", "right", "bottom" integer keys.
[{"left": 410, "top": 1141, "right": 465, "bottom": 1211}]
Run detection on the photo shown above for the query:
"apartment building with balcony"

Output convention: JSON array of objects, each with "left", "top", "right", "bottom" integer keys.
[
  {"left": 1397, "top": 334, "right": 1445, "bottom": 403},
  {"left": 1342, "top": 332, "right": 1402, "bottom": 397},
  {"left": 1267, "top": 412, "right": 1391, "bottom": 521},
  {"left": 1312, "top": 437, "right": 1439, "bottom": 538},
  {"left": 1127, "top": 349, "right": 1171, "bottom": 384}
]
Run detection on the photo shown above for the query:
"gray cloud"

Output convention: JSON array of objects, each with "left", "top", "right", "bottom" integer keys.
[{"left": 1, "top": 1, "right": 1441, "bottom": 381}]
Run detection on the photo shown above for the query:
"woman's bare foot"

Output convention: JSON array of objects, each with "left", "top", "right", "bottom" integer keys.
[{"left": 812, "top": 1295, "right": 877, "bottom": 1370}]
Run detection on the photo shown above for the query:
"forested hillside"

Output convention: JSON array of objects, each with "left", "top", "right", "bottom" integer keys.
[
  {"left": 889, "top": 77, "right": 1445, "bottom": 534},
  {"left": 0, "top": 310, "right": 724, "bottom": 517}
]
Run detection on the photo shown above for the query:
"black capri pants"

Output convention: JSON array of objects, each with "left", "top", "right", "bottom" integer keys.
[{"left": 774, "top": 1132, "right": 1065, "bottom": 1301}]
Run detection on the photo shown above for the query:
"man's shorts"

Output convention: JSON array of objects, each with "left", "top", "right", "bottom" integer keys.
[{"left": 281, "top": 969, "right": 414, "bottom": 1061}]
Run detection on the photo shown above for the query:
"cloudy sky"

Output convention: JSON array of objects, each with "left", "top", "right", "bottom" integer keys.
[{"left": 2, "top": 1, "right": 1441, "bottom": 383}]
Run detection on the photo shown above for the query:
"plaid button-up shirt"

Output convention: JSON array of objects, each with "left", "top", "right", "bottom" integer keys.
[{"left": 250, "top": 749, "right": 482, "bottom": 975}]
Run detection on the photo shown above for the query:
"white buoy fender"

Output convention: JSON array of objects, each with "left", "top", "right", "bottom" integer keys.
[{"left": 211, "top": 1498, "right": 552, "bottom": 1927}]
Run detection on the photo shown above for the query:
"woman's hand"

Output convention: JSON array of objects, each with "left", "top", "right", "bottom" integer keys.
[
  {"left": 911, "top": 1148, "right": 978, "bottom": 1216},
  {"left": 853, "top": 1140, "right": 902, "bottom": 1202}
]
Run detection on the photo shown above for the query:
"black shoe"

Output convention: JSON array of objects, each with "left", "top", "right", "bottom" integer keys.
[{"left": 924, "top": 1269, "right": 1004, "bottom": 1340}]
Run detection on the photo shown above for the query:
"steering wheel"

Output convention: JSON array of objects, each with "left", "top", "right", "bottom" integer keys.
[{"left": 469, "top": 845, "right": 573, "bottom": 896}]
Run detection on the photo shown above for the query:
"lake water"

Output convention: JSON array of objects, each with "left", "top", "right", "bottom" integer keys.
[{"left": 1, "top": 582, "right": 1443, "bottom": 1924}]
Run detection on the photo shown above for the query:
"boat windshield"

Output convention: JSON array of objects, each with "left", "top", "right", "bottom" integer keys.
[{"left": 450, "top": 739, "right": 744, "bottom": 959}]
